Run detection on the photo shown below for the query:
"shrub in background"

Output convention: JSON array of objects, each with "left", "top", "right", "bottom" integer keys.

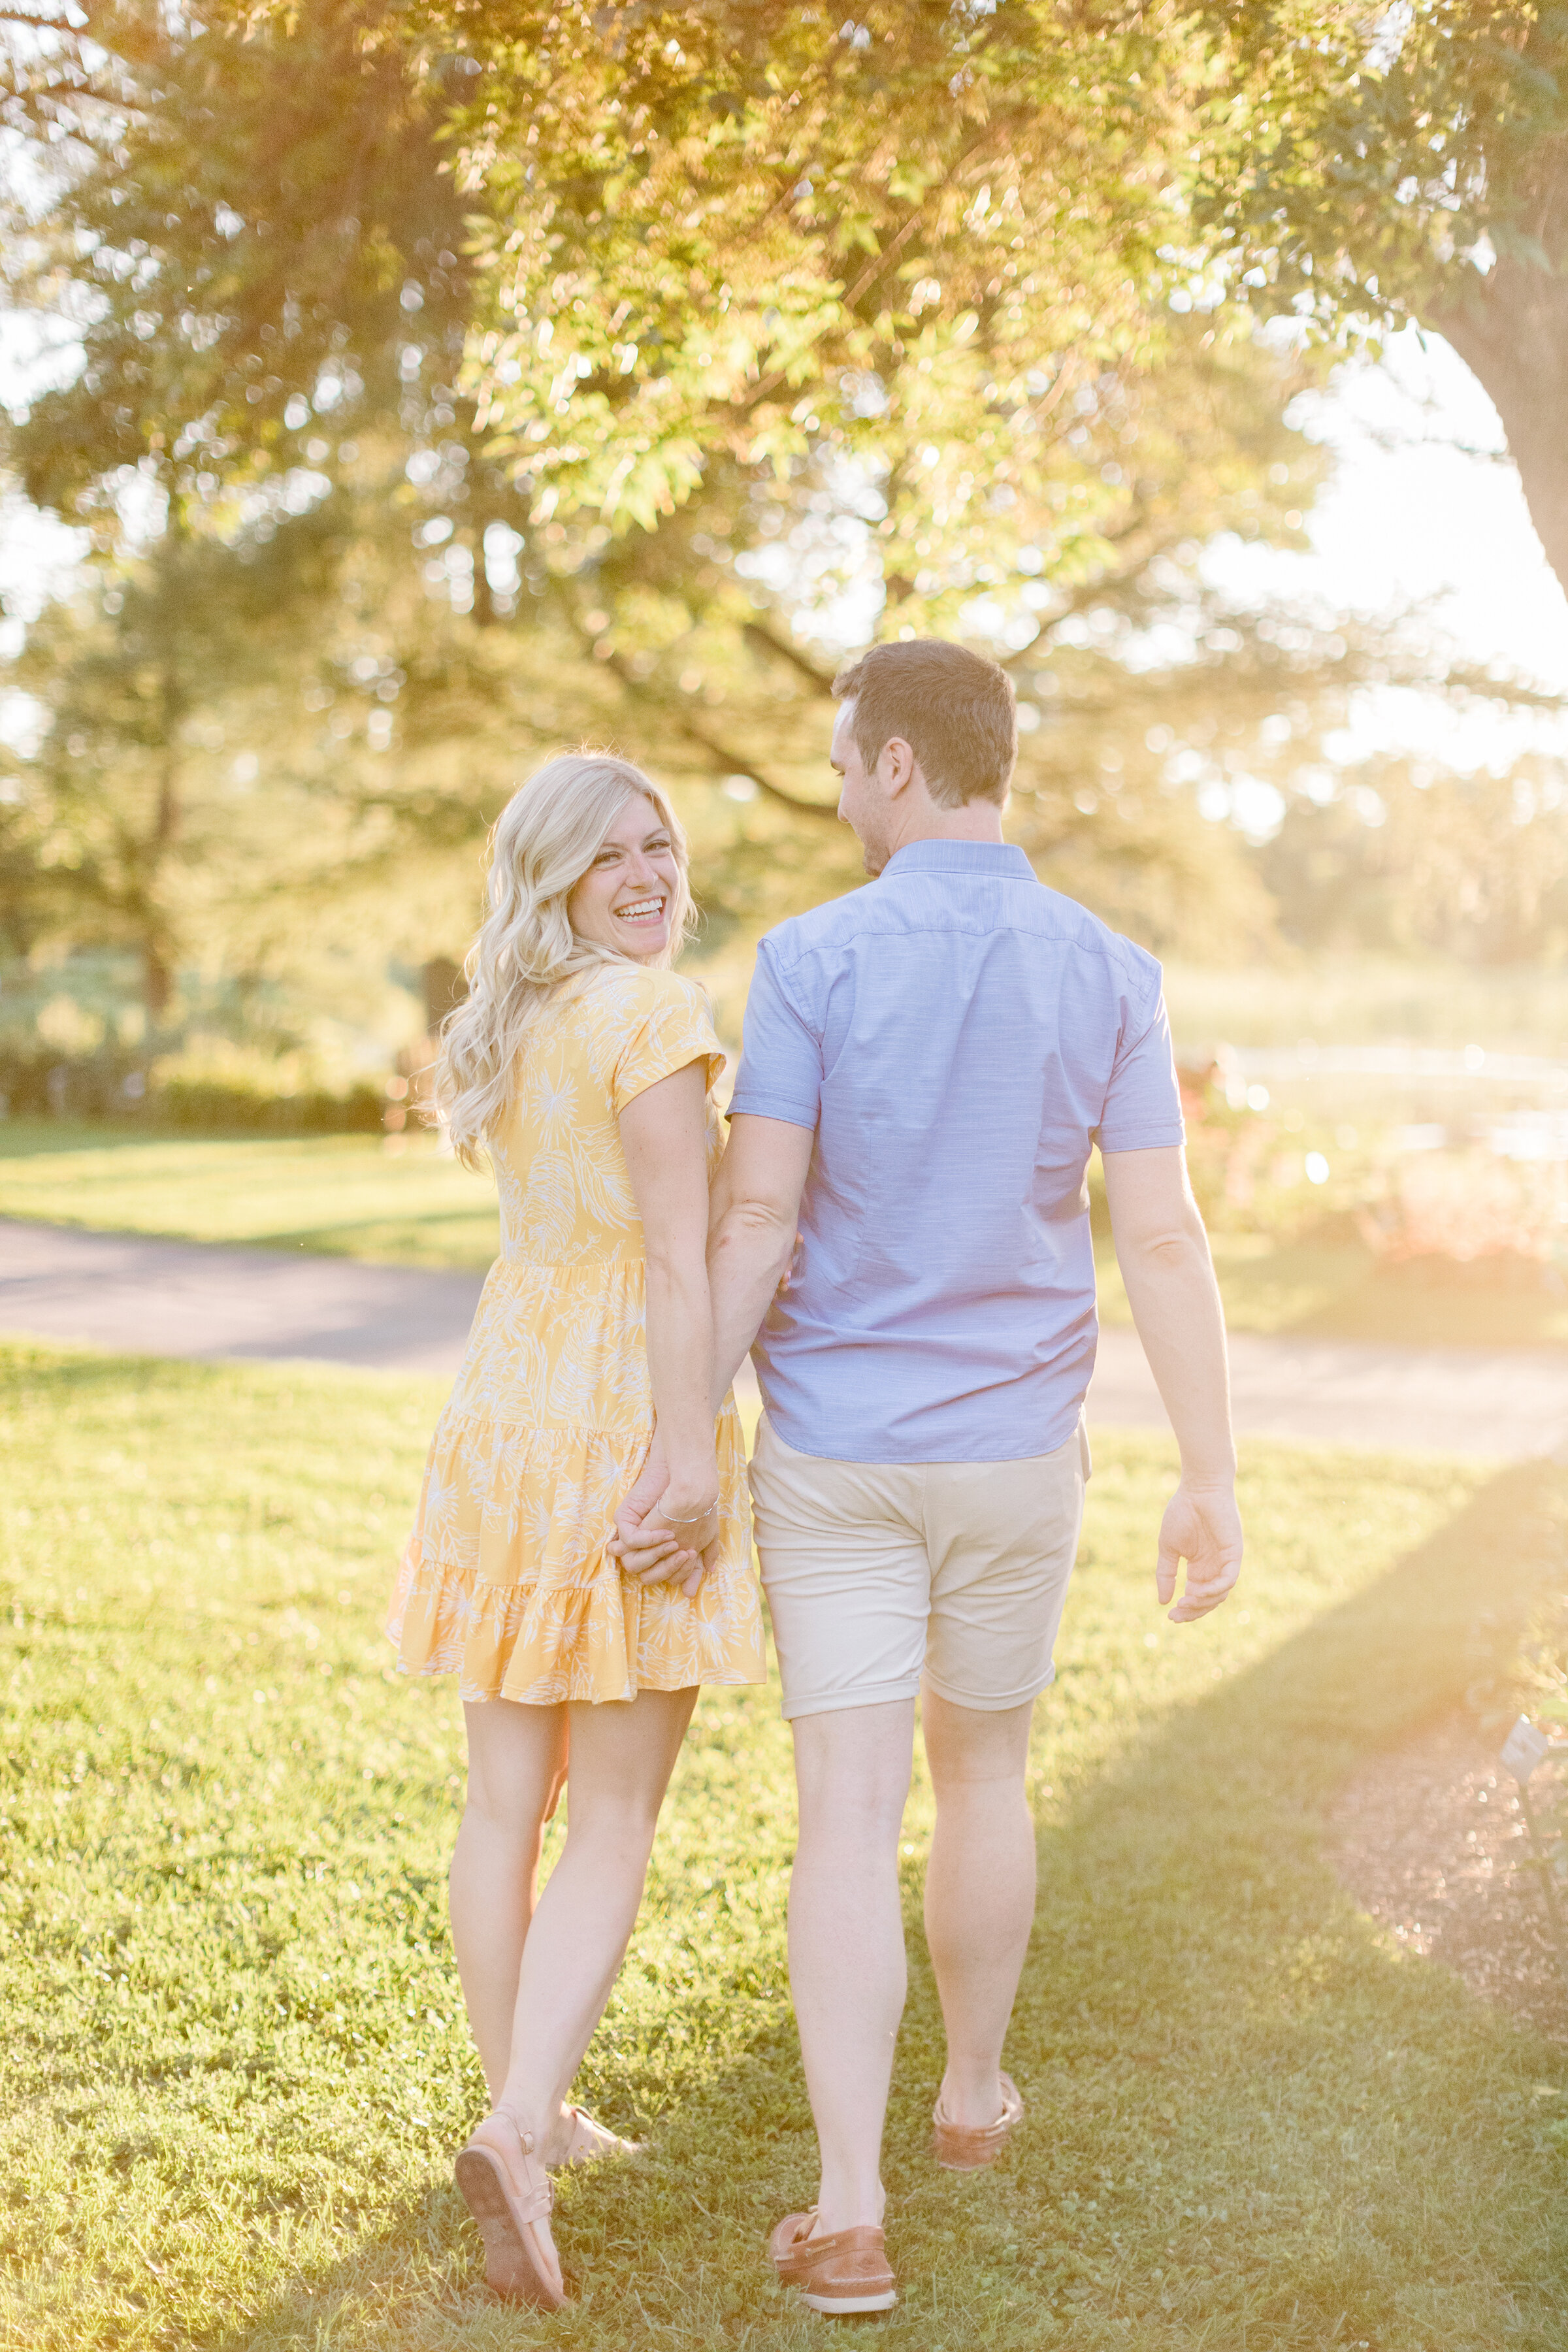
[
  {"left": 1175, "top": 1065, "right": 1568, "bottom": 1290},
  {"left": 0, "top": 1047, "right": 385, "bottom": 1134}
]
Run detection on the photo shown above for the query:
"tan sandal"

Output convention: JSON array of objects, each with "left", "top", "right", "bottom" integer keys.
[
  {"left": 559, "top": 2105, "right": 638, "bottom": 2166},
  {"left": 931, "top": 2070, "right": 1025, "bottom": 2170},
  {"left": 454, "top": 2114, "right": 566, "bottom": 2309},
  {"left": 769, "top": 2208, "right": 897, "bottom": 2315}
]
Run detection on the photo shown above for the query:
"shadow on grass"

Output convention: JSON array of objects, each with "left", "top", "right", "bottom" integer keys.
[
  {"left": 187, "top": 1211, "right": 496, "bottom": 1265},
  {"left": 2, "top": 1207, "right": 495, "bottom": 1263},
  {"left": 0, "top": 1120, "right": 390, "bottom": 1162},
  {"left": 0, "top": 1119, "right": 152, "bottom": 1160},
  {"left": 0, "top": 1337, "right": 239, "bottom": 1397},
  {"left": 200, "top": 1461, "right": 1568, "bottom": 2352}
]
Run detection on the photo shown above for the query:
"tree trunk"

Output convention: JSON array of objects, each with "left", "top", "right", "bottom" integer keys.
[
  {"left": 144, "top": 502, "right": 186, "bottom": 1026},
  {"left": 141, "top": 745, "right": 181, "bottom": 1020},
  {"left": 144, "top": 938, "right": 175, "bottom": 1018},
  {"left": 1427, "top": 157, "right": 1568, "bottom": 604},
  {"left": 470, "top": 523, "right": 495, "bottom": 626}
]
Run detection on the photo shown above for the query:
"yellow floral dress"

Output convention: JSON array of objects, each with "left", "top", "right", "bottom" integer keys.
[{"left": 387, "top": 965, "right": 765, "bottom": 1705}]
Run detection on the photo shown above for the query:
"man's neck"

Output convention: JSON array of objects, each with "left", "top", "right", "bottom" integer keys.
[{"left": 883, "top": 798, "right": 1007, "bottom": 861}]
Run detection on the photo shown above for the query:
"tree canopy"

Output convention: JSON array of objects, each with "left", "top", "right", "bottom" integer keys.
[
  {"left": 2, "top": 1, "right": 1564, "bottom": 1075},
  {"left": 393, "top": 3, "right": 1568, "bottom": 595},
  {"left": 1190, "top": 3, "right": 1568, "bottom": 593}
]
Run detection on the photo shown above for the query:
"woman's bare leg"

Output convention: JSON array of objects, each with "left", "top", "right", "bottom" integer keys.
[
  {"left": 451, "top": 1699, "right": 569, "bottom": 2100},
  {"left": 492, "top": 1686, "right": 697, "bottom": 2153}
]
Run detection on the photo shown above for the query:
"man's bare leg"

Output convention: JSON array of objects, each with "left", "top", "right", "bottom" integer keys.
[
  {"left": 921, "top": 1688, "right": 1037, "bottom": 2127},
  {"left": 787, "top": 1699, "right": 916, "bottom": 2234}
]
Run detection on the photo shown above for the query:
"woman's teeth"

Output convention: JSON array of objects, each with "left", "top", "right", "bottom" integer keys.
[{"left": 617, "top": 898, "right": 664, "bottom": 922}]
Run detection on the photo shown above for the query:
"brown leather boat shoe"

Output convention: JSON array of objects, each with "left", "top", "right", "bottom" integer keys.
[
  {"left": 769, "top": 2209, "right": 897, "bottom": 2315},
  {"left": 930, "top": 2070, "right": 1025, "bottom": 2170}
]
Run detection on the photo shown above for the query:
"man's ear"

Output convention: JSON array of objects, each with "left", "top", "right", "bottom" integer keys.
[{"left": 878, "top": 735, "right": 919, "bottom": 798}]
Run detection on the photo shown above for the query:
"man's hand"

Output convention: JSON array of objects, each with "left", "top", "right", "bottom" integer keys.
[
  {"left": 608, "top": 1435, "right": 711, "bottom": 1597},
  {"left": 634, "top": 1496, "right": 719, "bottom": 1597},
  {"left": 1156, "top": 1480, "right": 1243, "bottom": 1623},
  {"left": 1101, "top": 1148, "right": 1242, "bottom": 1625}
]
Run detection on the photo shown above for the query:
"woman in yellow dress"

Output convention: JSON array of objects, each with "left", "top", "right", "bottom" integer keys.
[{"left": 387, "top": 751, "right": 764, "bottom": 2309}]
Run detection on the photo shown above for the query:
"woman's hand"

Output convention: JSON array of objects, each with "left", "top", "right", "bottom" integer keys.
[
  {"left": 608, "top": 1440, "right": 718, "bottom": 1597},
  {"left": 609, "top": 1435, "right": 674, "bottom": 1567},
  {"left": 607, "top": 1435, "right": 687, "bottom": 1575}
]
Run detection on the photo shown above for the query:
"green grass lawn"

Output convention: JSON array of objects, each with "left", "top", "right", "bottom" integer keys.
[
  {"left": 3, "top": 1340, "right": 1565, "bottom": 2350},
  {"left": 0, "top": 1121, "right": 499, "bottom": 1270},
  {"left": 5, "top": 1119, "right": 1567, "bottom": 1348}
]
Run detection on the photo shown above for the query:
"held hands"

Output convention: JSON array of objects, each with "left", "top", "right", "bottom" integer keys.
[
  {"left": 1156, "top": 1479, "right": 1244, "bottom": 1624},
  {"left": 607, "top": 1433, "right": 720, "bottom": 1599}
]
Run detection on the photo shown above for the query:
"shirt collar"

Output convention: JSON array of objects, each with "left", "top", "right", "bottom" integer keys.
[{"left": 881, "top": 840, "right": 1036, "bottom": 879}]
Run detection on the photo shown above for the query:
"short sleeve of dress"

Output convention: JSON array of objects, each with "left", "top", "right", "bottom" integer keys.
[{"left": 609, "top": 970, "right": 727, "bottom": 1116}]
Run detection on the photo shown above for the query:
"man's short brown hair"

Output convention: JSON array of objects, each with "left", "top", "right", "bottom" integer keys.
[{"left": 831, "top": 639, "right": 1017, "bottom": 809}]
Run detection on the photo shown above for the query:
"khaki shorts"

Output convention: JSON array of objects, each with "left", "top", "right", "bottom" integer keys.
[{"left": 747, "top": 1413, "right": 1089, "bottom": 1722}]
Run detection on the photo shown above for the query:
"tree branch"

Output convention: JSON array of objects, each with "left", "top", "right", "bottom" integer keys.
[
  {"left": 668, "top": 698, "right": 841, "bottom": 821},
  {"left": 742, "top": 617, "right": 838, "bottom": 696},
  {"left": 548, "top": 581, "right": 841, "bottom": 819},
  {"left": 1, "top": 77, "right": 123, "bottom": 104},
  {"left": 1000, "top": 521, "right": 1193, "bottom": 670}
]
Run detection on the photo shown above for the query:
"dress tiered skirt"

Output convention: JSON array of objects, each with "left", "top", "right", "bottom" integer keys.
[{"left": 387, "top": 1255, "right": 763, "bottom": 1705}]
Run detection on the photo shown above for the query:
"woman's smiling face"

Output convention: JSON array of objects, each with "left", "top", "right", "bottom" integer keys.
[{"left": 566, "top": 793, "right": 682, "bottom": 962}]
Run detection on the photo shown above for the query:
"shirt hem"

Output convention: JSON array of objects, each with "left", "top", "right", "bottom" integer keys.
[
  {"left": 757, "top": 1414, "right": 1088, "bottom": 1466},
  {"left": 726, "top": 1094, "right": 819, "bottom": 1129},
  {"left": 1095, "top": 1123, "right": 1186, "bottom": 1151}
]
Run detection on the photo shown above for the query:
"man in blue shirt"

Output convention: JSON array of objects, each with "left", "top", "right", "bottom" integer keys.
[{"left": 622, "top": 640, "right": 1242, "bottom": 2316}]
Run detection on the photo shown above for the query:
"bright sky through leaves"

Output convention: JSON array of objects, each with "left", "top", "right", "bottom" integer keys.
[{"left": 4, "top": 316, "right": 1565, "bottom": 821}]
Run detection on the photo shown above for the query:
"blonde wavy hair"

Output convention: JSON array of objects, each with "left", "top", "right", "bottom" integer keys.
[{"left": 436, "top": 751, "right": 695, "bottom": 1169}]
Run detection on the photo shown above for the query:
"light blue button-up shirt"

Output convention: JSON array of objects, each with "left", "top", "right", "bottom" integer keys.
[{"left": 728, "top": 840, "right": 1184, "bottom": 1462}]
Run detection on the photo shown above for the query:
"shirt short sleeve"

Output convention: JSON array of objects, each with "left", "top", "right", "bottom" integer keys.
[
  {"left": 1093, "top": 987, "right": 1186, "bottom": 1152},
  {"left": 727, "top": 936, "right": 823, "bottom": 1132},
  {"left": 610, "top": 972, "right": 726, "bottom": 1115}
]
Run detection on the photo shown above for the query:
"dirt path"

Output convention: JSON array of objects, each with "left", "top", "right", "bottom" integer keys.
[
  {"left": 1092, "top": 1324, "right": 1568, "bottom": 1458},
  {"left": 1331, "top": 1714, "right": 1568, "bottom": 2046},
  {"left": 0, "top": 1218, "right": 478, "bottom": 1377},
  {"left": 7, "top": 1218, "right": 1568, "bottom": 1454}
]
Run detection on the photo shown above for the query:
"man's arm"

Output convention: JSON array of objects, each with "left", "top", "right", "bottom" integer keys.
[
  {"left": 613, "top": 1058, "right": 721, "bottom": 1594},
  {"left": 1100, "top": 1144, "right": 1243, "bottom": 1623},
  {"left": 610, "top": 1114, "right": 813, "bottom": 1577},
  {"left": 706, "top": 1113, "right": 815, "bottom": 1408}
]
